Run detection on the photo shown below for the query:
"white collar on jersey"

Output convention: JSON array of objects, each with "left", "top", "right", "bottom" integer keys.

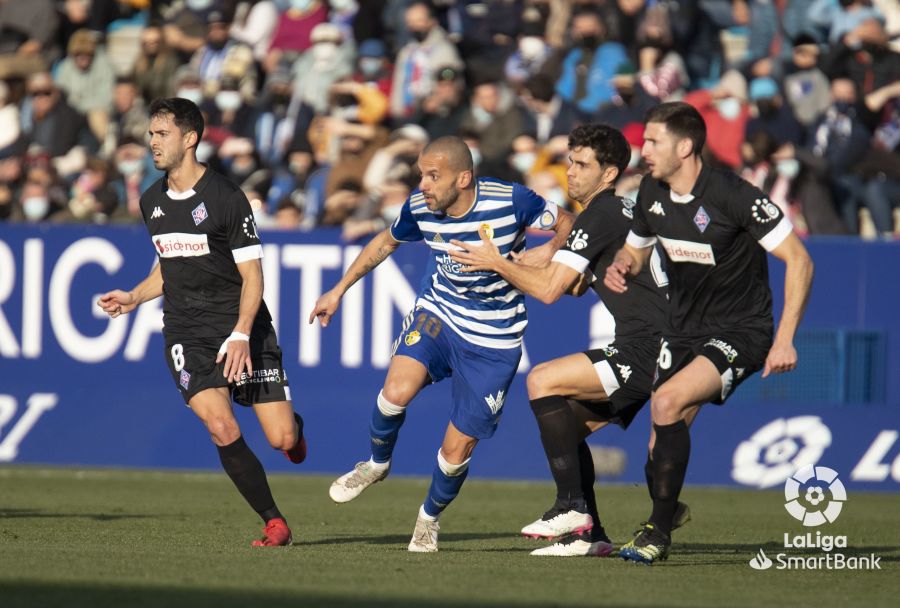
[
  {"left": 669, "top": 190, "right": 695, "bottom": 204},
  {"left": 166, "top": 188, "right": 197, "bottom": 200}
]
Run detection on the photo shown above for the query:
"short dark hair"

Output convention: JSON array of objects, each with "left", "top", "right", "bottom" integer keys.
[
  {"left": 644, "top": 102, "right": 706, "bottom": 157},
  {"left": 148, "top": 97, "right": 204, "bottom": 143},
  {"left": 423, "top": 135, "right": 473, "bottom": 174},
  {"left": 525, "top": 73, "right": 555, "bottom": 103},
  {"left": 568, "top": 123, "right": 630, "bottom": 177}
]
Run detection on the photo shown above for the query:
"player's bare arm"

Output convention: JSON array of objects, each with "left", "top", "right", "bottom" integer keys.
[
  {"left": 448, "top": 231, "right": 581, "bottom": 305},
  {"left": 762, "top": 232, "right": 814, "bottom": 378},
  {"left": 97, "top": 263, "right": 164, "bottom": 318},
  {"left": 604, "top": 242, "right": 650, "bottom": 293},
  {"left": 217, "top": 258, "right": 264, "bottom": 382},
  {"left": 309, "top": 227, "right": 401, "bottom": 327},
  {"left": 510, "top": 208, "right": 576, "bottom": 268}
]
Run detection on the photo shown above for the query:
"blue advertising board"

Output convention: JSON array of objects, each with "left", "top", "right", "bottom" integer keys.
[{"left": 0, "top": 224, "right": 898, "bottom": 491}]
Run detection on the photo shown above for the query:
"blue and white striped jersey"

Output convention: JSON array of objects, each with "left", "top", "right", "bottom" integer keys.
[{"left": 390, "top": 177, "right": 560, "bottom": 349}]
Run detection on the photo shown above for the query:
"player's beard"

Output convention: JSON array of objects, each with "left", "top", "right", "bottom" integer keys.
[
  {"left": 154, "top": 148, "right": 184, "bottom": 172},
  {"left": 430, "top": 183, "right": 459, "bottom": 213}
]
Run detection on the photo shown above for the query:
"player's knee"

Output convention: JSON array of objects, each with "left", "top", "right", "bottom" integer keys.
[
  {"left": 380, "top": 382, "right": 414, "bottom": 408},
  {"left": 268, "top": 427, "right": 296, "bottom": 451},
  {"left": 206, "top": 416, "right": 240, "bottom": 445},
  {"left": 526, "top": 363, "right": 555, "bottom": 398},
  {"left": 437, "top": 448, "right": 470, "bottom": 476},
  {"left": 651, "top": 390, "right": 685, "bottom": 423}
]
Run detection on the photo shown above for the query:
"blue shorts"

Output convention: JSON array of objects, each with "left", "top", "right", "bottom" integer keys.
[{"left": 392, "top": 307, "right": 522, "bottom": 440}]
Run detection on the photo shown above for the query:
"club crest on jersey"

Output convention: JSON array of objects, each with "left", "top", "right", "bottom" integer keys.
[
  {"left": 693, "top": 206, "right": 711, "bottom": 232},
  {"left": 479, "top": 223, "right": 494, "bottom": 240},
  {"left": 751, "top": 198, "right": 779, "bottom": 223},
  {"left": 404, "top": 330, "right": 421, "bottom": 346},
  {"left": 192, "top": 202, "right": 208, "bottom": 225},
  {"left": 179, "top": 369, "right": 191, "bottom": 390},
  {"left": 242, "top": 214, "right": 259, "bottom": 239}
]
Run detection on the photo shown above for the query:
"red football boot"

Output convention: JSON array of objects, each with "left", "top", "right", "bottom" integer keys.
[
  {"left": 283, "top": 412, "right": 307, "bottom": 464},
  {"left": 251, "top": 517, "right": 293, "bottom": 547}
]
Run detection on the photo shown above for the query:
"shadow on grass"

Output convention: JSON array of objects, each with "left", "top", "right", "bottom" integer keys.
[
  {"left": 0, "top": 508, "right": 158, "bottom": 522},
  {"left": 300, "top": 531, "right": 516, "bottom": 547},
  {"left": 0, "top": 582, "right": 533, "bottom": 608}
]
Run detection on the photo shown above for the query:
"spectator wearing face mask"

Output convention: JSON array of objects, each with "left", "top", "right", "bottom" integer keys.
[
  {"left": 745, "top": 77, "right": 805, "bottom": 149},
  {"left": 189, "top": 11, "right": 257, "bottom": 100},
  {"left": 202, "top": 78, "right": 257, "bottom": 143},
  {"left": 389, "top": 1, "right": 463, "bottom": 119},
  {"left": 684, "top": 69, "right": 751, "bottom": 169},
  {"left": 505, "top": 23, "right": 554, "bottom": 88},
  {"left": 409, "top": 66, "right": 469, "bottom": 141},
  {"left": 594, "top": 61, "right": 657, "bottom": 130},
  {"left": 459, "top": 78, "right": 524, "bottom": 164},
  {"left": 773, "top": 33, "right": 831, "bottom": 127},
  {"left": 289, "top": 23, "right": 355, "bottom": 114},
  {"left": 164, "top": 0, "right": 229, "bottom": 59},
  {"left": 110, "top": 137, "right": 160, "bottom": 223},
  {"left": 18, "top": 165, "right": 65, "bottom": 223},
  {"left": 555, "top": 8, "right": 628, "bottom": 114},
  {"left": 230, "top": 0, "right": 280, "bottom": 63},
  {"left": 353, "top": 38, "right": 393, "bottom": 99},
  {"left": 519, "top": 73, "right": 586, "bottom": 144}
]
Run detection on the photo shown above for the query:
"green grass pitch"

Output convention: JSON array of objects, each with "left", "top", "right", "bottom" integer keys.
[{"left": 0, "top": 466, "right": 897, "bottom": 607}]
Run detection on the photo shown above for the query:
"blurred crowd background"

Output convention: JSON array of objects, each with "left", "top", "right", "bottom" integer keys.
[{"left": 0, "top": 0, "right": 897, "bottom": 240}]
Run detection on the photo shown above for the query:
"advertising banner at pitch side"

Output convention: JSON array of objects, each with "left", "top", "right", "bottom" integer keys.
[{"left": 1, "top": 224, "right": 898, "bottom": 491}]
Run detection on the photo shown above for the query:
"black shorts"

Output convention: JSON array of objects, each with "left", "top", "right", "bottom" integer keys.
[
  {"left": 163, "top": 323, "right": 291, "bottom": 406},
  {"left": 581, "top": 337, "right": 658, "bottom": 429},
  {"left": 653, "top": 330, "right": 772, "bottom": 404}
]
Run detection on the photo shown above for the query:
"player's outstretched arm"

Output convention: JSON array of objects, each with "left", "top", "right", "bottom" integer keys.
[
  {"left": 762, "top": 232, "right": 814, "bottom": 378},
  {"left": 511, "top": 208, "right": 576, "bottom": 268},
  {"left": 604, "top": 242, "right": 650, "bottom": 293},
  {"left": 97, "top": 264, "right": 163, "bottom": 318},
  {"left": 448, "top": 231, "right": 581, "bottom": 304},
  {"left": 309, "top": 227, "right": 401, "bottom": 327}
]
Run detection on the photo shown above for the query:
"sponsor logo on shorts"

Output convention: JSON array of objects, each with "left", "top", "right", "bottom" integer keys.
[
  {"left": 404, "top": 330, "right": 421, "bottom": 346},
  {"left": 179, "top": 369, "right": 191, "bottom": 390},
  {"left": 706, "top": 338, "right": 738, "bottom": 362},
  {"left": 192, "top": 202, "right": 208, "bottom": 225},
  {"left": 693, "top": 206, "right": 711, "bottom": 232},
  {"left": 153, "top": 233, "right": 210, "bottom": 258},
  {"left": 485, "top": 390, "right": 506, "bottom": 414},
  {"left": 236, "top": 367, "right": 282, "bottom": 386},
  {"left": 658, "top": 236, "right": 716, "bottom": 265},
  {"left": 603, "top": 345, "right": 619, "bottom": 357}
]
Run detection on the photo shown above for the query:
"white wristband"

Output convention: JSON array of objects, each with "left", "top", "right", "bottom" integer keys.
[{"left": 218, "top": 331, "right": 250, "bottom": 355}]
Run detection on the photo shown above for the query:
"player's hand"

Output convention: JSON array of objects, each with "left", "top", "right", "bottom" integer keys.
[
  {"left": 217, "top": 332, "right": 252, "bottom": 383},
  {"left": 604, "top": 260, "right": 631, "bottom": 293},
  {"left": 448, "top": 230, "right": 501, "bottom": 272},
  {"left": 97, "top": 290, "right": 137, "bottom": 318},
  {"left": 511, "top": 241, "right": 554, "bottom": 268},
  {"left": 762, "top": 340, "right": 797, "bottom": 378},
  {"left": 309, "top": 289, "right": 342, "bottom": 328}
]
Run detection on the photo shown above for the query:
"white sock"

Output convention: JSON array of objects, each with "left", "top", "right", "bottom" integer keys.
[
  {"left": 418, "top": 504, "right": 438, "bottom": 521},
  {"left": 368, "top": 457, "right": 390, "bottom": 471}
]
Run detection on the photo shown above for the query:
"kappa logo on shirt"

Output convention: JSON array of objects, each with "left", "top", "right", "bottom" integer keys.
[
  {"left": 150, "top": 206, "right": 165, "bottom": 219},
  {"left": 192, "top": 202, "right": 208, "bottom": 225},
  {"left": 649, "top": 201, "right": 666, "bottom": 216}
]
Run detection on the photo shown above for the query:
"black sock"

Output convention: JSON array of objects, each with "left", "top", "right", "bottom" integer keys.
[
  {"left": 577, "top": 440, "right": 605, "bottom": 538},
  {"left": 644, "top": 453, "right": 654, "bottom": 500},
  {"left": 217, "top": 436, "right": 283, "bottom": 523},
  {"left": 530, "top": 396, "right": 584, "bottom": 510},
  {"left": 649, "top": 420, "right": 690, "bottom": 536}
]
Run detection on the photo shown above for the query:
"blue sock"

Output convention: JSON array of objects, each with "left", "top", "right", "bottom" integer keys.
[
  {"left": 370, "top": 391, "right": 406, "bottom": 464},
  {"left": 423, "top": 450, "right": 470, "bottom": 519}
]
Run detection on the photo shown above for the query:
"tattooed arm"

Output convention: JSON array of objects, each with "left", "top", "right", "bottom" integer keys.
[{"left": 308, "top": 228, "right": 402, "bottom": 327}]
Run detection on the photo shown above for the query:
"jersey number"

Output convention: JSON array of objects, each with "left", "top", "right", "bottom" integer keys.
[
  {"left": 414, "top": 312, "right": 442, "bottom": 338},
  {"left": 658, "top": 340, "right": 672, "bottom": 371},
  {"left": 170, "top": 344, "right": 185, "bottom": 372}
]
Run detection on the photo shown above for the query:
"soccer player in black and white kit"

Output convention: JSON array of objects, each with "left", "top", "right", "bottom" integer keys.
[
  {"left": 98, "top": 98, "right": 306, "bottom": 547},
  {"left": 605, "top": 102, "right": 814, "bottom": 564},
  {"left": 450, "top": 124, "right": 690, "bottom": 557}
]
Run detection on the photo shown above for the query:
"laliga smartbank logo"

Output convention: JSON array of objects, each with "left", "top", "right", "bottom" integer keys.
[{"left": 748, "top": 465, "right": 881, "bottom": 571}]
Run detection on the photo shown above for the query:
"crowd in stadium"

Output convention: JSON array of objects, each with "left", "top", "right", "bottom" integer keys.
[{"left": 0, "top": 0, "right": 897, "bottom": 238}]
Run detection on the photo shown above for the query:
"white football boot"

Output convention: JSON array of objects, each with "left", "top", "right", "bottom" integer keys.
[
  {"left": 520, "top": 507, "right": 593, "bottom": 540},
  {"left": 408, "top": 511, "right": 440, "bottom": 553},
  {"left": 329, "top": 460, "right": 390, "bottom": 503}
]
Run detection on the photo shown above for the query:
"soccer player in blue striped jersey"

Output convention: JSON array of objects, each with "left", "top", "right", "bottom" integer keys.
[{"left": 309, "top": 136, "right": 574, "bottom": 552}]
